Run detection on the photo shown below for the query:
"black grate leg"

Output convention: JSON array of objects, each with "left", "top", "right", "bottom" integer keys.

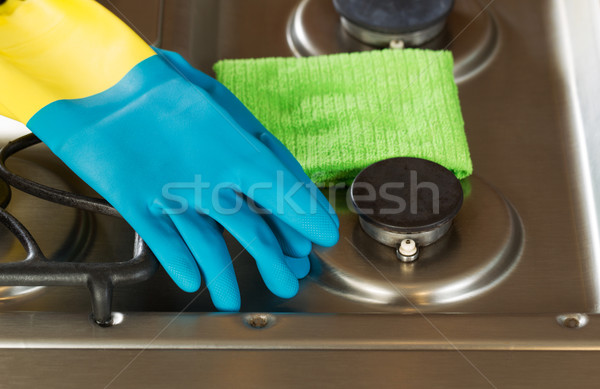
[{"left": 89, "top": 278, "right": 114, "bottom": 326}]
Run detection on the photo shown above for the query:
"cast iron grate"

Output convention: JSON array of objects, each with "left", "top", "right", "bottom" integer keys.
[{"left": 0, "top": 134, "right": 158, "bottom": 326}]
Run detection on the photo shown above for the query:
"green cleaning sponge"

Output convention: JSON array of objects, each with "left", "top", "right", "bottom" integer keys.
[{"left": 214, "top": 49, "right": 472, "bottom": 185}]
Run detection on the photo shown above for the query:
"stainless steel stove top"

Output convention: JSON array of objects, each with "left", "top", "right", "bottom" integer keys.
[{"left": 2, "top": 0, "right": 600, "bottom": 387}]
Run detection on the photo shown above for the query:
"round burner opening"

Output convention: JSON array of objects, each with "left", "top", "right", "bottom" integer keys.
[
  {"left": 287, "top": 0, "right": 499, "bottom": 82},
  {"left": 333, "top": 0, "right": 455, "bottom": 47}
]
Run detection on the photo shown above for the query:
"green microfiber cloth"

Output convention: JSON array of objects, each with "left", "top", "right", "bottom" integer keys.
[{"left": 214, "top": 49, "right": 472, "bottom": 185}]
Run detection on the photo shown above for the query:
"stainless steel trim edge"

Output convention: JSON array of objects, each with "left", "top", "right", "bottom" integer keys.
[{"left": 0, "top": 312, "right": 598, "bottom": 350}]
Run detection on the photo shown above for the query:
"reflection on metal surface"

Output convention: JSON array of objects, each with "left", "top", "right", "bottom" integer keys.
[
  {"left": 286, "top": 0, "right": 499, "bottom": 82},
  {"left": 0, "top": 286, "right": 45, "bottom": 303},
  {"left": 311, "top": 177, "right": 523, "bottom": 308},
  {"left": 107, "top": 311, "right": 125, "bottom": 326},
  {"left": 552, "top": 0, "right": 600, "bottom": 312},
  {"left": 160, "top": 0, "right": 220, "bottom": 74}
]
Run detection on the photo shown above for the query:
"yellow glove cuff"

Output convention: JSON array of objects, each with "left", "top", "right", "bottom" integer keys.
[{"left": 0, "top": 0, "right": 154, "bottom": 123}]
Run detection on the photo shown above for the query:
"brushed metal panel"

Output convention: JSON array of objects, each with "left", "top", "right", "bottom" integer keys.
[{"left": 1, "top": 348, "right": 600, "bottom": 388}]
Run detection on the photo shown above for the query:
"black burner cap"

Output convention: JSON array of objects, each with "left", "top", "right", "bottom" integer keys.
[
  {"left": 351, "top": 157, "right": 463, "bottom": 233},
  {"left": 333, "top": 0, "right": 455, "bottom": 34}
]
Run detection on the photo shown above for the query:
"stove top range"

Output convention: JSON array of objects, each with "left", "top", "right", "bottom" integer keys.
[{"left": 2, "top": 0, "right": 600, "bottom": 387}]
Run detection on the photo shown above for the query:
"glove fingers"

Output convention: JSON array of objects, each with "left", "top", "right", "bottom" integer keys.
[
  {"left": 263, "top": 214, "right": 312, "bottom": 278},
  {"left": 131, "top": 210, "right": 202, "bottom": 293},
  {"left": 258, "top": 131, "right": 339, "bottom": 228},
  {"left": 239, "top": 157, "right": 339, "bottom": 248},
  {"left": 261, "top": 211, "right": 312, "bottom": 259},
  {"left": 168, "top": 211, "right": 241, "bottom": 312},
  {"left": 284, "top": 256, "right": 311, "bottom": 279},
  {"left": 155, "top": 48, "right": 339, "bottom": 229},
  {"left": 205, "top": 190, "right": 300, "bottom": 299}
]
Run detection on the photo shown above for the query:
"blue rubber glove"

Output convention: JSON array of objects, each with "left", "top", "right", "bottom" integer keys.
[
  {"left": 33, "top": 55, "right": 340, "bottom": 310},
  {"left": 154, "top": 48, "right": 340, "bottom": 279},
  {"left": 0, "top": 0, "right": 339, "bottom": 311}
]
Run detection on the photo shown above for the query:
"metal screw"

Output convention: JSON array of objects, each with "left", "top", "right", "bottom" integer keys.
[
  {"left": 557, "top": 313, "right": 589, "bottom": 329},
  {"left": 397, "top": 239, "right": 419, "bottom": 262},
  {"left": 244, "top": 313, "right": 275, "bottom": 329},
  {"left": 565, "top": 318, "right": 580, "bottom": 328}
]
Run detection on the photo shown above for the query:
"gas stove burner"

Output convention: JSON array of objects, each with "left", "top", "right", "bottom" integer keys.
[
  {"left": 351, "top": 157, "right": 463, "bottom": 251},
  {"left": 333, "top": 0, "right": 454, "bottom": 47},
  {"left": 0, "top": 134, "right": 157, "bottom": 325},
  {"left": 311, "top": 174, "right": 523, "bottom": 309},
  {"left": 287, "top": 0, "right": 498, "bottom": 82}
]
